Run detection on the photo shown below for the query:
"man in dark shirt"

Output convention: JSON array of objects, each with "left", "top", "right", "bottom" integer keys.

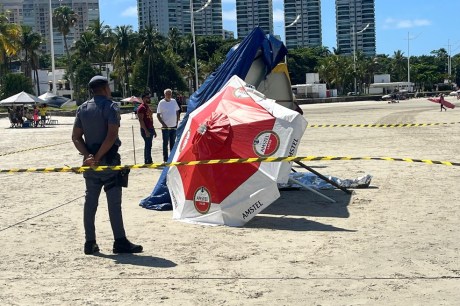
[
  {"left": 137, "top": 93, "right": 157, "bottom": 164},
  {"left": 72, "top": 75, "right": 143, "bottom": 255}
]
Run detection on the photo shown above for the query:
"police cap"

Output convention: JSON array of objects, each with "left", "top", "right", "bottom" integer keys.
[{"left": 88, "top": 75, "right": 108, "bottom": 89}]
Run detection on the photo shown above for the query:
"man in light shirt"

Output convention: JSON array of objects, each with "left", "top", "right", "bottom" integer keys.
[{"left": 157, "top": 88, "right": 180, "bottom": 162}]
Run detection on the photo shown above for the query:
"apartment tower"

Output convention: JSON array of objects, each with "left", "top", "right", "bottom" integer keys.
[
  {"left": 335, "top": 0, "right": 376, "bottom": 56},
  {"left": 138, "top": 0, "right": 223, "bottom": 37},
  {"left": 0, "top": 0, "right": 99, "bottom": 56},
  {"left": 284, "top": 0, "right": 322, "bottom": 49},
  {"left": 236, "top": 0, "right": 273, "bottom": 38}
]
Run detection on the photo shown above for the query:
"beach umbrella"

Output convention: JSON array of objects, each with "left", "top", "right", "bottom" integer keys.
[
  {"left": 0, "top": 91, "right": 45, "bottom": 106},
  {"left": 167, "top": 76, "right": 307, "bottom": 226},
  {"left": 121, "top": 96, "right": 141, "bottom": 103},
  {"left": 38, "top": 92, "right": 56, "bottom": 100},
  {"left": 60, "top": 100, "right": 77, "bottom": 109},
  {"left": 40, "top": 95, "right": 70, "bottom": 108}
]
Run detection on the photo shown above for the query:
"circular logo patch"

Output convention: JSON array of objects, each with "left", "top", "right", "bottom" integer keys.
[
  {"left": 253, "top": 131, "right": 280, "bottom": 157},
  {"left": 193, "top": 187, "right": 211, "bottom": 214},
  {"left": 233, "top": 87, "right": 250, "bottom": 99}
]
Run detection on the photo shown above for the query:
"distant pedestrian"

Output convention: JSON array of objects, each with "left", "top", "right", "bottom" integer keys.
[
  {"left": 33, "top": 105, "right": 39, "bottom": 127},
  {"left": 157, "top": 88, "right": 180, "bottom": 162},
  {"left": 39, "top": 103, "right": 48, "bottom": 127},
  {"left": 439, "top": 94, "right": 447, "bottom": 111},
  {"left": 137, "top": 93, "right": 157, "bottom": 164}
]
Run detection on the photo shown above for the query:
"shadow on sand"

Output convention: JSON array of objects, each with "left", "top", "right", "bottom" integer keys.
[
  {"left": 246, "top": 188, "right": 355, "bottom": 232},
  {"left": 94, "top": 253, "right": 177, "bottom": 268}
]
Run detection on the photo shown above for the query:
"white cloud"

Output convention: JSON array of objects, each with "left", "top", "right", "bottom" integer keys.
[
  {"left": 273, "top": 8, "right": 284, "bottom": 23},
  {"left": 121, "top": 6, "right": 137, "bottom": 18},
  {"left": 222, "top": 9, "right": 236, "bottom": 21},
  {"left": 383, "top": 17, "right": 431, "bottom": 29}
]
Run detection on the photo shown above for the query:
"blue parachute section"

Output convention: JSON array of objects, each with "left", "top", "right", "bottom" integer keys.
[{"left": 140, "top": 27, "right": 287, "bottom": 210}]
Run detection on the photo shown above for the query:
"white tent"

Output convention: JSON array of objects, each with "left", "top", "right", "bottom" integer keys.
[{"left": 0, "top": 91, "right": 45, "bottom": 106}]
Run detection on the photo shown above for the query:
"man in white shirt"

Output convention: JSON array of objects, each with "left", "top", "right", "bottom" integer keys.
[{"left": 157, "top": 88, "right": 180, "bottom": 162}]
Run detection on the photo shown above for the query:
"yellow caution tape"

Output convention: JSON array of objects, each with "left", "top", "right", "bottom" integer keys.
[
  {"left": 308, "top": 122, "right": 460, "bottom": 128},
  {"left": 0, "top": 142, "right": 71, "bottom": 157},
  {"left": 1, "top": 156, "right": 459, "bottom": 174}
]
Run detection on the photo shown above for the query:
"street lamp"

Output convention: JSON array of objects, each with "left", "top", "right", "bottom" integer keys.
[
  {"left": 352, "top": 23, "right": 370, "bottom": 94},
  {"left": 405, "top": 32, "right": 420, "bottom": 91},
  {"left": 190, "top": 0, "right": 212, "bottom": 92},
  {"left": 49, "top": 0, "right": 56, "bottom": 94}
]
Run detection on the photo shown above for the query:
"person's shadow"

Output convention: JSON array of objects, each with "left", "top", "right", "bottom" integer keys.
[{"left": 94, "top": 253, "right": 177, "bottom": 268}]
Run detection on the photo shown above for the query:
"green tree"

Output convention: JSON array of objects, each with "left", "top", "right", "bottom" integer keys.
[
  {"left": 87, "top": 19, "right": 113, "bottom": 65},
  {"left": 52, "top": 6, "right": 78, "bottom": 90},
  {"left": 20, "top": 25, "right": 42, "bottom": 94},
  {"left": 318, "top": 54, "right": 352, "bottom": 94},
  {"left": 287, "top": 47, "right": 330, "bottom": 84},
  {"left": 131, "top": 51, "right": 186, "bottom": 97},
  {"left": 112, "top": 25, "right": 135, "bottom": 96},
  {"left": 73, "top": 31, "right": 99, "bottom": 63},
  {"left": 0, "top": 10, "right": 21, "bottom": 80},
  {"left": 73, "top": 61, "right": 98, "bottom": 103},
  {"left": 138, "top": 25, "right": 163, "bottom": 95},
  {"left": 0, "top": 73, "right": 34, "bottom": 99},
  {"left": 391, "top": 50, "right": 406, "bottom": 82}
]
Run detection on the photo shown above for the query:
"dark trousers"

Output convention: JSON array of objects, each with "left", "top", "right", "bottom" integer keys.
[
  {"left": 161, "top": 128, "right": 176, "bottom": 162},
  {"left": 83, "top": 172, "right": 126, "bottom": 242},
  {"left": 140, "top": 128, "right": 155, "bottom": 164}
]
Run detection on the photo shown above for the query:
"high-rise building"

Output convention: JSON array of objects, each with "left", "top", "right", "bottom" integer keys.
[
  {"left": 284, "top": 0, "right": 322, "bottom": 49},
  {"left": 138, "top": 0, "right": 223, "bottom": 37},
  {"left": 335, "top": 0, "right": 376, "bottom": 56},
  {"left": 236, "top": 0, "right": 273, "bottom": 38},
  {"left": 0, "top": 0, "right": 99, "bottom": 56}
]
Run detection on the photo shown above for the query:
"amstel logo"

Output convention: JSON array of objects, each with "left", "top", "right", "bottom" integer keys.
[
  {"left": 253, "top": 131, "right": 280, "bottom": 157},
  {"left": 193, "top": 187, "right": 211, "bottom": 214},
  {"left": 179, "top": 129, "right": 190, "bottom": 152},
  {"left": 233, "top": 87, "right": 250, "bottom": 99}
]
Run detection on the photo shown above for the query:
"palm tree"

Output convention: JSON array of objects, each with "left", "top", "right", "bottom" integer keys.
[
  {"left": 139, "top": 25, "right": 162, "bottom": 93},
  {"left": 20, "top": 25, "right": 42, "bottom": 94},
  {"left": 392, "top": 50, "right": 406, "bottom": 82},
  {"left": 87, "top": 19, "right": 113, "bottom": 64},
  {"left": 52, "top": 5, "right": 78, "bottom": 88},
  {"left": 168, "top": 27, "right": 180, "bottom": 54},
  {"left": 73, "top": 31, "right": 99, "bottom": 63},
  {"left": 0, "top": 10, "right": 21, "bottom": 79},
  {"left": 112, "top": 25, "right": 134, "bottom": 96}
]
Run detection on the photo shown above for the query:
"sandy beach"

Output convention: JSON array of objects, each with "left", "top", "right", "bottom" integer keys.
[{"left": 1, "top": 97, "right": 459, "bottom": 305}]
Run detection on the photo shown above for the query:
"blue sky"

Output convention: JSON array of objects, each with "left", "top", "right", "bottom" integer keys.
[{"left": 100, "top": 0, "right": 460, "bottom": 56}]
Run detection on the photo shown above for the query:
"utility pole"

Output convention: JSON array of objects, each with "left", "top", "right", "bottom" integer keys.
[
  {"left": 404, "top": 32, "right": 420, "bottom": 92},
  {"left": 353, "top": 23, "right": 370, "bottom": 94}
]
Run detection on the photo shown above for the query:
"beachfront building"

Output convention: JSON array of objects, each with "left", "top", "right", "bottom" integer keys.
[
  {"left": 335, "top": 0, "right": 376, "bottom": 56},
  {"left": 137, "top": 0, "right": 223, "bottom": 37},
  {"left": 236, "top": 0, "right": 273, "bottom": 38},
  {"left": 284, "top": 0, "right": 322, "bottom": 49},
  {"left": 0, "top": 0, "right": 99, "bottom": 56}
]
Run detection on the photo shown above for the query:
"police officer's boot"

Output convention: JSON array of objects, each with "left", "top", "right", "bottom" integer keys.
[
  {"left": 113, "top": 237, "right": 143, "bottom": 254},
  {"left": 84, "top": 240, "right": 100, "bottom": 255}
]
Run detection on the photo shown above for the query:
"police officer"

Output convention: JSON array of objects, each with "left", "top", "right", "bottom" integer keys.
[{"left": 72, "top": 75, "right": 143, "bottom": 255}]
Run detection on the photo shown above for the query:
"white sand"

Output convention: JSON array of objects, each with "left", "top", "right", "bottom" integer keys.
[{"left": 0, "top": 97, "right": 459, "bottom": 305}]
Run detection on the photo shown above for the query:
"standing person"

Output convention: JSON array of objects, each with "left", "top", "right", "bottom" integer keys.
[
  {"left": 33, "top": 105, "right": 39, "bottom": 127},
  {"left": 137, "top": 93, "right": 157, "bottom": 164},
  {"left": 439, "top": 94, "right": 447, "bottom": 111},
  {"left": 39, "top": 103, "right": 48, "bottom": 127},
  {"left": 157, "top": 88, "right": 180, "bottom": 162},
  {"left": 72, "top": 75, "right": 143, "bottom": 255}
]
